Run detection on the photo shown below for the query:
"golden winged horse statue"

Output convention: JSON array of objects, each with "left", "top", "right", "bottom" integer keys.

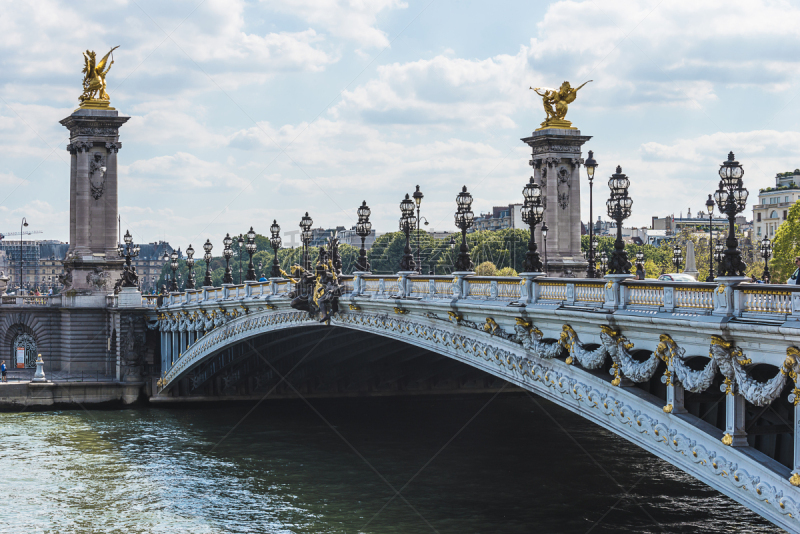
[{"left": 79, "top": 46, "right": 119, "bottom": 108}]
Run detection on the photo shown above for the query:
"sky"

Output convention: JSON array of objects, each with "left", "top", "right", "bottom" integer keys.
[{"left": 2, "top": 0, "right": 800, "bottom": 248}]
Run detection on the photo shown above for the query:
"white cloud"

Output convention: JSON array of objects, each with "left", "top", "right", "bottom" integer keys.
[
  {"left": 260, "top": 0, "right": 408, "bottom": 49},
  {"left": 121, "top": 152, "right": 251, "bottom": 190}
]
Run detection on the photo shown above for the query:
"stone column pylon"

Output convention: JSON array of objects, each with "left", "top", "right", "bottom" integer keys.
[
  {"left": 522, "top": 128, "right": 591, "bottom": 278},
  {"left": 60, "top": 109, "right": 130, "bottom": 297}
]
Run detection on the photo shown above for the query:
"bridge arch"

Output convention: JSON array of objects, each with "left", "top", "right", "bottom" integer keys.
[{"left": 154, "top": 304, "right": 800, "bottom": 532}]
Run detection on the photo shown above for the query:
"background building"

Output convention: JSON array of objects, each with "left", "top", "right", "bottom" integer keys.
[
  {"left": 471, "top": 204, "right": 523, "bottom": 233},
  {"left": 0, "top": 238, "right": 174, "bottom": 293},
  {"left": 338, "top": 227, "right": 377, "bottom": 250},
  {"left": 753, "top": 169, "right": 800, "bottom": 238}
]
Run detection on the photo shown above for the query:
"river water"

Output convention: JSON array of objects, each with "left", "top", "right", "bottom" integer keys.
[{"left": 0, "top": 394, "right": 781, "bottom": 533}]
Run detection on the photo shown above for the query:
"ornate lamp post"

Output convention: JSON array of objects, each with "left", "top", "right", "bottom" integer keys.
[
  {"left": 185, "top": 244, "right": 196, "bottom": 289},
  {"left": 245, "top": 226, "right": 257, "bottom": 281},
  {"left": 713, "top": 152, "right": 748, "bottom": 277},
  {"left": 269, "top": 220, "right": 282, "bottom": 278},
  {"left": 705, "top": 194, "right": 716, "bottom": 281},
  {"left": 202, "top": 239, "right": 213, "bottom": 287},
  {"left": 236, "top": 235, "right": 244, "bottom": 283},
  {"left": 117, "top": 229, "right": 140, "bottom": 287},
  {"left": 454, "top": 186, "right": 475, "bottom": 272},
  {"left": 355, "top": 201, "right": 372, "bottom": 272},
  {"left": 761, "top": 236, "right": 772, "bottom": 283},
  {"left": 599, "top": 251, "right": 608, "bottom": 276},
  {"left": 584, "top": 150, "right": 598, "bottom": 278},
  {"left": 169, "top": 250, "right": 179, "bottom": 291},
  {"left": 222, "top": 233, "right": 234, "bottom": 284},
  {"left": 605, "top": 166, "right": 633, "bottom": 275},
  {"left": 541, "top": 222, "right": 549, "bottom": 275},
  {"left": 714, "top": 241, "right": 724, "bottom": 273},
  {"left": 399, "top": 194, "right": 416, "bottom": 272},
  {"left": 413, "top": 185, "right": 424, "bottom": 273},
  {"left": 521, "top": 177, "right": 544, "bottom": 272},
  {"left": 635, "top": 249, "right": 645, "bottom": 279},
  {"left": 672, "top": 244, "right": 683, "bottom": 272},
  {"left": 300, "top": 212, "right": 313, "bottom": 270},
  {"left": 18, "top": 217, "right": 28, "bottom": 291}
]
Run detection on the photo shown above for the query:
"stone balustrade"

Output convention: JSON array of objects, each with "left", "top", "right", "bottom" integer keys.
[{"left": 144, "top": 273, "right": 800, "bottom": 326}]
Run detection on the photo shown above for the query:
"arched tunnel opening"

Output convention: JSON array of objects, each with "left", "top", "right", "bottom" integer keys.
[{"left": 171, "top": 326, "right": 513, "bottom": 400}]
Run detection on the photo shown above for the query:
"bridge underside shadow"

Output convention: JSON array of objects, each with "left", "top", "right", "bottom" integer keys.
[{"left": 162, "top": 326, "right": 514, "bottom": 401}]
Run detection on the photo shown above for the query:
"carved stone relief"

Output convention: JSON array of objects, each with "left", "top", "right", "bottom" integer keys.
[
  {"left": 557, "top": 166, "right": 570, "bottom": 209},
  {"left": 89, "top": 152, "right": 107, "bottom": 200}
]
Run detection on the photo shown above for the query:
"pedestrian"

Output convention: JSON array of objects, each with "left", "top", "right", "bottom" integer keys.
[
  {"left": 1, "top": 360, "right": 6, "bottom": 382},
  {"left": 790, "top": 257, "right": 800, "bottom": 285},
  {"left": 258, "top": 275, "right": 268, "bottom": 282}
]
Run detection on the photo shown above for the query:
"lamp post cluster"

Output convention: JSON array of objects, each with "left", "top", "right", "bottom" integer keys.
[
  {"left": 761, "top": 237, "right": 772, "bottom": 283},
  {"left": 705, "top": 194, "right": 716, "bottom": 282},
  {"left": 355, "top": 201, "right": 372, "bottom": 272},
  {"left": 399, "top": 194, "right": 416, "bottom": 272},
  {"left": 521, "top": 177, "right": 544, "bottom": 273},
  {"left": 117, "top": 230, "right": 140, "bottom": 288},
  {"left": 635, "top": 249, "right": 645, "bottom": 279},
  {"left": 223, "top": 233, "right": 234, "bottom": 284},
  {"left": 169, "top": 250, "right": 179, "bottom": 291},
  {"left": 584, "top": 151, "right": 598, "bottom": 278},
  {"left": 453, "top": 186, "right": 474, "bottom": 272},
  {"left": 300, "top": 212, "right": 313, "bottom": 271},
  {"left": 202, "top": 239, "right": 213, "bottom": 287},
  {"left": 245, "top": 227, "right": 257, "bottom": 281},
  {"left": 672, "top": 244, "right": 683, "bottom": 272},
  {"left": 413, "top": 185, "right": 424, "bottom": 272},
  {"left": 270, "top": 220, "right": 282, "bottom": 278},
  {"left": 714, "top": 152, "right": 748, "bottom": 277},
  {"left": 185, "top": 244, "right": 195, "bottom": 289},
  {"left": 156, "top": 148, "right": 761, "bottom": 291},
  {"left": 605, "top": 166, "right": 633, "bottom": 275}
]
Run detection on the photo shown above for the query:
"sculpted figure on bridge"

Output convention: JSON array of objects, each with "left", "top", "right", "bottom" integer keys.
[{"left": 283, "top": 237, "right": 342, "bottom": 323}]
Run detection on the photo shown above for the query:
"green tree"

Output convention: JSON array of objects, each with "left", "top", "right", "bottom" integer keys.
[
  {"left": 770, "top": 201, "right": 800, "bottom": 282},
  {"left": 475, "top": 261, "right": 497, "bottom": 276},
  {"left": 497, "top": 267, "right": 518, "bottom": 276}
]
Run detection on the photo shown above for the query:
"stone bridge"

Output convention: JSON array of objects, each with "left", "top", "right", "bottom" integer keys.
[{"left": 150, "top": 272, "right": 800, "bottom": 531}]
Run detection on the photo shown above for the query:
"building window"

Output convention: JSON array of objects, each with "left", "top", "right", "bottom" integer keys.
[
  {"left": 771, "top": 225, "right": 775, "bottom": 236},
  {"left": 757, "top": 226, "right": 761, "bottom": 235},
  {"left": 757, "top": 213, "right": 761, "bottom": 222},
  {"left": 786, "top": 196, "right": 790, "bottom": 203},
  {"left": 784, "top": 210, "right": 788, "bottom": 220},
  {"left": 770, "top": 210, "right": 778, "bottom": 219}
]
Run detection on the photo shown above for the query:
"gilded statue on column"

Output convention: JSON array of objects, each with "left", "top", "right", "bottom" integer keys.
[
  {"left": 78, "top": 46, "right": 119, "bottom": 110},
  {"left": 529, "top": 80, "right": 592, "bottom": 130}
]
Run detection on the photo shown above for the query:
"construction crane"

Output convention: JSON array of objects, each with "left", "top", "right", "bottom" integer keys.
[{"left": 0, "top": 230, "right": 43, "bottom": 240}]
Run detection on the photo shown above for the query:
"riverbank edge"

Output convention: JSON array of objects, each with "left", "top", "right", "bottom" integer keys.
[{"left": 0, "top": 381, "right": 144, "bottom": 410}]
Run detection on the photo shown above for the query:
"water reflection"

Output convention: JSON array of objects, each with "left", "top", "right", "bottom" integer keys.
[{"left": 0, "top": 395, "right": 781, "bottom": 533}]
